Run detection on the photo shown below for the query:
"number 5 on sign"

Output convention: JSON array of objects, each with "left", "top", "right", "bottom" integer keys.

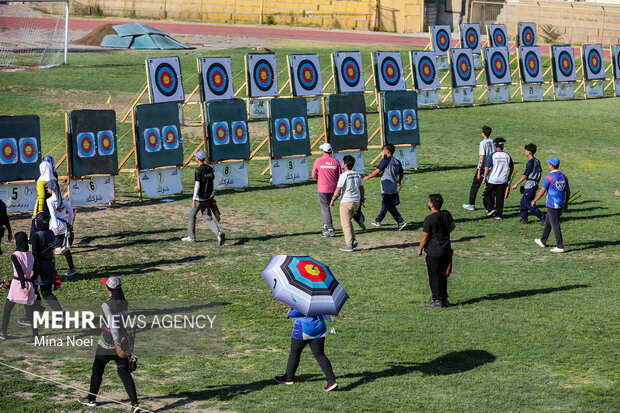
[{"left": 0, "top": 182, "right": 37, "bottom": 212}]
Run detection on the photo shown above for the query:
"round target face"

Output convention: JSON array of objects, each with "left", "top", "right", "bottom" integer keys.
[
  {"left": 558, "top": 50, "right": 574, "bottom": 77},
  {"left": 253, "top": 59, "right": 275, "bottom": 92},
  {"left": 464, "top": 27, "right": 479, "bottom": 50},
  {"left": 341, "top": 57, "right": 361, "bottom": 88},
  {"left": 456, "top": 54, "right": 472, "bottom": 81},
  {"left": 587, "top": 49, "right": 602, "bottom": 75},
  {"left": 333, "top": 114, "right": 348, "bottom": 136},
  {"left": 388, "top": 110, "right": 402, "bottom": 132},
  {"left": 18, "top": 137, "right": 38, "bottom": 163},
  {"left": 297, "top": 59, "right": 318, "bottom": 91},
  {"left": 525, "top": 51, "right": 540, "bottom": 78},
  {"left": 381, "top": 57, "right": 401, "bottom": 87},
  {"left": 493, "top": 28, "right": 506, "bottom": 47},
  {"left": 155, "top": 63, "right": 178, "bottom": 97},
  {"left": 97, "top": 130, "right": 115, "bottom": 156},
  {"left": 143, "top": 128, "right": 161, "bottom": 152},
  {"left": 231, "top": 121, "right": 248, "bottom": 144},
  {"left": 490, "top": 51, "right": 508, "bottom": 79},
  {"left": 291, "top": 117, "right": 306, "bottom": 140},
  {"left": 206, "top": 63, "right": 229, "bottom": 96},
  {"left": 402, "top": 109, "right": 417, "bottom": 131},
  {"left": 0, "top": 138, "right": 18, "bottom": 164},
  {"left": 521, "top": 26, "right": 535, "bottom": 46},
  {"left": 162, "top": 125, "right": 179, "bottom": 150},
  {"left": 77, "top": 132, "right": 96, "bottom": 158},
  {"left": 212, "top": 122, "right": 230, "bottom": 146},
  {"left": 274, "top": 118, "right": 290, "bottom": 141},
  {"left": 436, "top": 29, "right": 450, "bottom": 52},
  {"left": 418, "top": 56, "right": 436, "bottom": 85},
  {"left": 350, "top": 113, "right": 365, "bottom": 135}
]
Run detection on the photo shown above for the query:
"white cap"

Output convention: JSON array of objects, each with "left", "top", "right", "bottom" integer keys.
[{"left": 319, "top": 143, "right": 333, "bottom": 153}]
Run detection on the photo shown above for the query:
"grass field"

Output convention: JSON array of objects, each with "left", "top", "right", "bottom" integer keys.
[{"left": 0, "top": 41, "right": 619, "bottom": 412}]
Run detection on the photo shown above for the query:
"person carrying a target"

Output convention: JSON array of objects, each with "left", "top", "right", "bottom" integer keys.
[
  {"left": 0, "top": 199, "right": 12, "bottom": 256},
  {"left": 312, "top": 143, "right": 341, "bottom": 237},
  {"left": 182, "top": 150, "right": 225, "bottom": 246},
  {"left": 511, "top": 143, "right": 545, "bottom": 225},
  {"left": 44, "top": 181, "right": 77, "bottom": 277}
]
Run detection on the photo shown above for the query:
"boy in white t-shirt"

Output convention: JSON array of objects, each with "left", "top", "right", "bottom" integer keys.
[
  {"left": 330, "top": 155, "right": 364, "bottom": 252},
  {"left": 463, "top": 125, "right": 494, "bottom": 211}
]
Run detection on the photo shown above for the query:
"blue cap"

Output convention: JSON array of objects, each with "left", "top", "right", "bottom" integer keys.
[
  {"left": 545, "top": 157, "right": 560, "bottom": 167},
  {"left": 194, "top": 150, "right": 207, "bottom": 161}
]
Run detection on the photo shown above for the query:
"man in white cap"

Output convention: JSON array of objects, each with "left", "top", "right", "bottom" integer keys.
[
  {"left": 182, "top": 150, "right": 225, "bottom": 246},
  {"left": 312, "top": 143, "right": 341, "bottom": 237}
]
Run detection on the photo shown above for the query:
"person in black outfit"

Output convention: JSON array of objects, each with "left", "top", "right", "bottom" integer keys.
[
  {"left": 30, "top": 212, "right": 64, "bottom": 316},
  {"left": 417, "top": 194, "right": 456, "bottom": 308},
  {"left": 78, "top": 276, "right": 139, "bottom": 411},
  {"left": 0, "top": 200, "right": 12, "bottom": 255}
]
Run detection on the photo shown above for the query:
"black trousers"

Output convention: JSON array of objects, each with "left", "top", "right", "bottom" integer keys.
[
  {"left": 426, "top": 255, "right": 450, "bottom": 301},
  {"left": 376, "top": 193, "right": 404, "bottom": 224},
  {"left": 88, "top": 354, "right": 138, "bottom": 404},
  {"left": 34, "top": 284, "right": 64, "bottom": 313},
  {"left": 1, "top": 299, "right": 38, "bottom": 336},
  {"left": 540, "top": 207, "right": 564, "bottom": 249},
  {"left": 483, "top": 183, "right": 507, "bottom": 217},
  {"left": 468, "top": 170, "right": 484, "bottom": 206},
  {"left": 285, "top": 337, "right": 336, "bottom": 384}
]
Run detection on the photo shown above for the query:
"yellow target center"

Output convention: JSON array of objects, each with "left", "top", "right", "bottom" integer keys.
[
  {"left": 305, "top": 264, "right": 320, "bottom": 276},
  {"left": 304, "top": 71, "right": 311, "bottom": 80},
  {"left": 214, "top": 74, "right": 221, "bottom": 83},
  {"left": 163, "top": 74, "right": 170, "bottom": 84},
  {"left": 261, "top": 72, "right": 268, "bottom": 81},
  {"left": 24, "top": 146, "right": 32, "bottom": 155}
]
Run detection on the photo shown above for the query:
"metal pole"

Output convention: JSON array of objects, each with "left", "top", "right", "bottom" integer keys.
[{"left": 64, "top": 0, "right": 69, "bottom": 64}]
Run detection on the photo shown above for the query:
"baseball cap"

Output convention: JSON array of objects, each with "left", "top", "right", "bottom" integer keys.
[
  {"left": 319, "top": 143, "right": 333, "bottom": 153},
  {"left": 194, "top": 150, "right": 207, "bottom": 161},
  {"left": 545, "top": 157, "right": 560, "bottom": 167},
  {"left": 101, "top": 276, "right": 122, "bottom": 289}
]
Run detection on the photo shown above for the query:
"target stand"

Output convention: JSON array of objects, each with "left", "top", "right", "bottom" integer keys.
[{"left": 553, "top": 82, "right": 575, "bottom": 100}]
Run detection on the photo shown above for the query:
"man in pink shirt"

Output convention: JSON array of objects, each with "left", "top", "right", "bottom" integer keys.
[{"left": 312, "top": 143, "right": 341, "bottom": 236}]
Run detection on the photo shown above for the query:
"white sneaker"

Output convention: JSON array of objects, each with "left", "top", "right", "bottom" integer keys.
[
  {"left": 534, "top": 239, "right": 546, "bottom": 248},
  {"left": 181, "top": 236, "right": 196, "bottom": 242},
  {"left": 217, "top": 232, "right": 225, "bottom": 246},
  {"left": 550, "top": 247, "right": 564, "bottom": 253},
  {"left": 486, "top": 209, "right": 496, "bottom": 217},
  {"left": 462, "top": 204, "right": 475, "bottom": 211}
]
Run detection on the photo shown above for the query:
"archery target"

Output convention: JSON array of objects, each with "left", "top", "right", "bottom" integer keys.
[
  {"left": 402, "top": 109, "right": 417, "bottom": 131},
  {"left": 350, "top": 113, "right": 365, "bottom": 135},
  {"left": 552, "top": 46, "right": 576, "bottom": 82},
  {"left": 147, "top": 57, "right": 185, "bottom": 103},
  {"left": 291, "top": 117, "right": 307, "bottom": 140},
  {"left": 432, "top": 25, "right": 451, "bottom": 55},
  {"left": 332, "top": 51, "right": 365, "bottom": 93},
  {"left": 290, "top": 54, "right": 323, "bottom": 96},
  {"left": 614, "top": 45, "right": 620, "bottom": 80},
  {"left": 201, "top": 57, "right": 234, "bottom": 101},
  {"left": 451, "top": 49, "right": 476, "bottom": 87},
  {"left": 211, "top": 122, "right": 230, "bottom": 146},
  {"left": 518, "top": 23, "right": 537, "bottom": 47},
  {"left": 387, "top": 110, "right": 402, "bottom": 132},
  {"left": 582, "top": 45, "right": 605, "bottom": 81},
  {"left": 374, "top": 51, "right": 406, "bottom": 91},
  {"left": 519, "top": 46, "right": 544, "bottom": 83},
  {"left": 231, "top": 121, "right": 248, "bottom": 144},
  {"left": 488, "top": 24, "right": 508, "bottom": 48},
  {"left": 96, "top": 130, "right": 115, "bottom": 156},
  {"left": 461, "top": 24, "right": 481, "bottom": 54},
  {"left": 162, "top": 125, "right": 180, "bottom": 150},
  {"left": 18, "top": 137, "right": 38, "bottom": 164},
  {"left": 484, "top": 47, "right": 511, "bottom": 85},
  {"left": 143, "top": 128, "right": 162, "bottom": 153},
  {"left": 411, "top": 51, "right": 440, "bottom": 90},
  {"left": 333, "top": 114, "right": 349, "bottom": 136},
  {"left": 247, "top": 53, "right": 278, "bottom": 98},
  {"left": 274, "top": 118, "right": 291, "bottom": 141},
  {"left": 77, "top": 132, "right": 96, "bottom": 158},
  {"left": 0, "top": 138, "right": 18, "bottom": 165}
]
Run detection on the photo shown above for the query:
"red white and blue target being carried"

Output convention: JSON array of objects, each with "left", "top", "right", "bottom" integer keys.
[
  {"left": 143, "top": 128, "right": 162, "bottom": 153},
  {"left": 388, "top": 110, "right": 402, "bottom": 132},
  {"left": 291, "top": 117, "right": 307, "bottom": 140},
  {"left": 162, "top": 125, "right": 179, "bottom": 150},
  {"left": 0, "top": 138, "right": 18, "bottom": 165},
  {"left": 231, "top": 121, "right": 248, "bottom": 144},
  {"left": 402, "top": 109, "right": 417, "bottom": 131},
  {"left": 96, "top": 130, "right": 115, "bottom": 156},
  {"left": 350, "top": 113, "right": 365, "bottom": 135},
  {"left": 77, "top": 132, "right": 96, "bottom": 158},
  {"left": 211, "top": 122, "right": 230, "bottom": 146},
  {"left": 333, "top": 113, "right": 349, "bottom": 136},
  {"left": 274, "top": 118, "right": 291, "bottom": 141},
  {"left": 18, "top": 137, "right": 38, "bottom": 164}
]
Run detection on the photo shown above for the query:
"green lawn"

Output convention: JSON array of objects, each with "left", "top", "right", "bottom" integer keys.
[{"left": 0, "top": 43, "right": 618, "bottom": 412}]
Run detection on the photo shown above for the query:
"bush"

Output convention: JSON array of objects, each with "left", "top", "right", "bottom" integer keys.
[
  {"left": 265, "top": 15, "right": 275, "bottom": 25},
  {"left": 540, "top": 24, "right": 562, "bottom": 44}
]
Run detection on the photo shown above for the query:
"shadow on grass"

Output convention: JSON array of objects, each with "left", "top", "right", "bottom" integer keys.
[
  {"left": 415, "top": 164, "right": 474, "bottom": 174},
  {"left": 232, "top": 231, "right": 319, "bottom": 246},
  {"left": 338, "top": 350, "right": 496, "bottom": 391},
  {"left": 562, "top": 213, "right": 619, "bottom": 222},
  {"left": 76, "top": 228, "right": 183, "bottom": 244},
  {"left": 568, "top": 240, "right": 620, "bottom": 251},
  {"left": 457, "top": 284, "right": 590, "bottom": 306}
]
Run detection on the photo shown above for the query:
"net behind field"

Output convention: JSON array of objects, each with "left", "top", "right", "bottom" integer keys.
[{"left": 0, "top": 2, "right": 66, "bottom": 70}]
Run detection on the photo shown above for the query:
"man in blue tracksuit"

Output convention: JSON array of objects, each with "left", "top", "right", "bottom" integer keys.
[
  {"left": 511, "top": 143, "right": 545, "bottom": 224},
  {"left": 532, "top": 157, "right": 570, "bottom": 253},
  {"left": 275, "top": 308, "right": 337, "bottom": 392}
]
